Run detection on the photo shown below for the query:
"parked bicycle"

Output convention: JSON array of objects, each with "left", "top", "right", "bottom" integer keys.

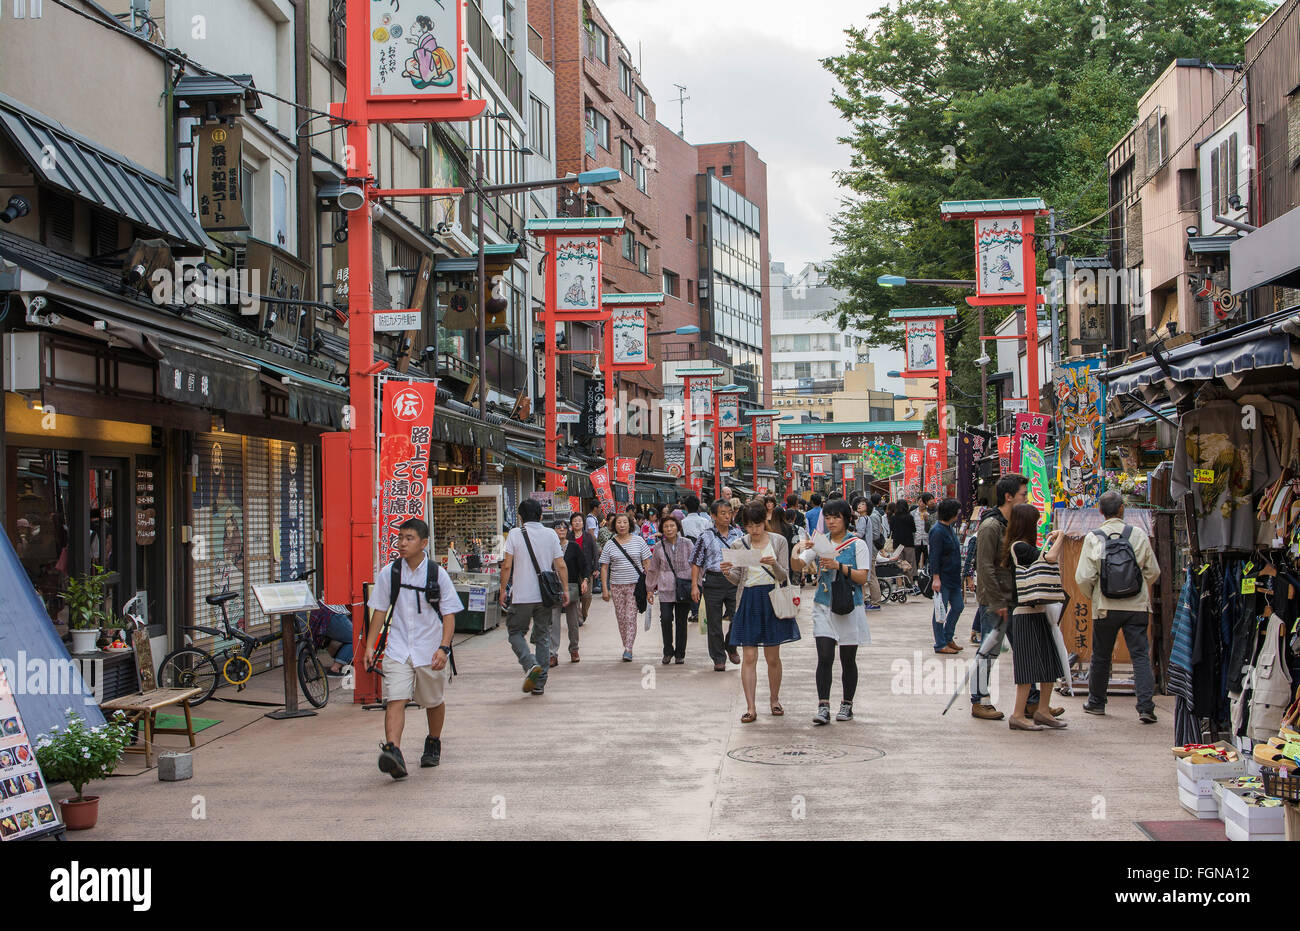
[{"left": 157, "top": 569, "right": 329, "bottom": 708}]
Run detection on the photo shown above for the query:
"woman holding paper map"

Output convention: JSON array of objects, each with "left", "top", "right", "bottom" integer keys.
[
  {"left": 804, "top": 499, "right": 871, "bottom": 725},
  {"left": 723, "top": 502, "right": 797, "bottom": 723}
]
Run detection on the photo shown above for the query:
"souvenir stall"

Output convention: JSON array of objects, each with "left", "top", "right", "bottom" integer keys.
[
  {"left": 428, "top": 485, "right": 505, "bottom": 633},
  {"left": 1102, "top": 308, "right": 1300, "bottom": 838}
]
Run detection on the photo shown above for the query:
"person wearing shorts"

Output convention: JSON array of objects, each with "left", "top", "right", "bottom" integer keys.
[{"left": 365, "top": 518, "right": 462, "bottom": 779}]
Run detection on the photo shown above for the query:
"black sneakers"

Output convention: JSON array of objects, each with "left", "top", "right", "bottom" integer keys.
[
  {"left": 421, "top": 736, "right": 442, "bottom": 767},
  {"left": 813, "top": 704, "right": 831, "bottom": 726},
  {"left": 378, "top": 741, "right": 407, "bottom": 779}
]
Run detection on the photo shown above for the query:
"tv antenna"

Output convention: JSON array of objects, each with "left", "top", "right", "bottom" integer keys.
[{"left": 673, "top": 84, "right": 690, "bottom": 138}]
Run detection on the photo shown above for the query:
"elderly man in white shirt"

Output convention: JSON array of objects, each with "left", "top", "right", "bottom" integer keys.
[{"left": 365, "top": 517, "right": 463, "bottom": 779}]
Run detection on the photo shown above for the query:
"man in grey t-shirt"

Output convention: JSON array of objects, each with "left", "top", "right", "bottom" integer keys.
[{"left": 499, "top": 498, "right": 569, "bottom": 696}]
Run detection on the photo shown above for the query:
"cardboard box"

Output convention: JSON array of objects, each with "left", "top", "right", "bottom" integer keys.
[
  {"left": 1220, "top": 790, "right": 1285, "bottom": 841},
  {"left": 1178, "top": 784, "right": 1222, "bottom": 819},
  {"left": 1176, "top": 753, "right": 1246, "bottom": 791}
]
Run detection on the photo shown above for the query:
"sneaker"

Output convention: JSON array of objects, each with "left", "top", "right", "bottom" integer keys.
[
  {"left": 420, "top": 736, "right": 441, "bottom": 768},
  {"left": 813, "top": 704, "right": 831, "bottom": 726},
  {"left": 522, "top": 664, "right": 543, "bottom": 693},
  {"left": 864, "top": 603, "right": 881, "bottom": 611},
  {"left": 531, "top": 684, "right": 544, "bottom": 696},
  {"left": 622, "top": 650, "right": 633, "bottom": 662},
  {"left": 1082, "top": 702, "right": 1106, "bottom": 716},
  {"left": 1139, "top": 710, "right": 1158, "bottom": 724},
  {"left": 836, "top": 701, "right": 853, "bottom": 722},
  {"left": 971, "top": 703, "right": 1005, "bottom": 721},
  {"left": 377, "top": 742, "right": 407, "bottom": 779}
]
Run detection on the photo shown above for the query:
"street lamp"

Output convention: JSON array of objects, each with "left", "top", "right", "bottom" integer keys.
[
  {"left": 471, "top": 162, "right": 620, "bottom": 473},
  {"left": 877, "top": 273, "right": 976, "bottom": 288},
  {"left": 649, "top": 325, "right": 700, "bottom": 337}
]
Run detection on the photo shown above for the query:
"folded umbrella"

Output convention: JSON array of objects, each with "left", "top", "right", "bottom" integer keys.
[
  {"left": 1044, "top": 601, "right": 1075, "bottom": 696},
  {"left": 942, "top": 611, "right": 1007, "bottom": 715}
]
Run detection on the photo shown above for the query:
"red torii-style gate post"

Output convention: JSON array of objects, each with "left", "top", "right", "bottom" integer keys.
[
  {"left": 323, "top": 0, "right": 485, "bottom": 705},
  {"left": 525, "top": 217, "right": 627, "bottom": 494},
  {"left": 940, "top": 198, "right": 1050, "bottom": 415},
  {"left": 603, "top": 292, "right": 665, "bottom": 482},
  {"left": 888, "top": 306, "right": 956, "bottom": 476}
]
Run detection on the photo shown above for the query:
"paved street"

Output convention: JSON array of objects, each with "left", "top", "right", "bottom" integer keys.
[{"left": 83, "top": 589, "right": 1186, "bottom": 841}]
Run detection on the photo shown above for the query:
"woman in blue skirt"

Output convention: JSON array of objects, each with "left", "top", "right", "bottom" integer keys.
[{"left": 723, "top": 501, "right": 798, "bottom": 723}]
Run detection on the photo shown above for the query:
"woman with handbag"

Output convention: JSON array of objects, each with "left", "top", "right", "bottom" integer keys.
[
  {"left": 647, "top": 515, "right": 693, "bottom": 665},
  {"left": 805, "top": 498, "right": 871, "bottom": 725},
  {"left": 1000, "top": 504, "right": 1068, "bottom": 732},
  {"left": 600, "top": 512, "right": 653, "bottom": 662},
  {"left": 723, "top": 502, "right": 798, "bottom": 723}
]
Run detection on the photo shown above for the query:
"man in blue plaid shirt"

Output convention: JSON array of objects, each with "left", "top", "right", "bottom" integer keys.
[{"left": 689, "top": 499, "right": 744, "bottom": 671}]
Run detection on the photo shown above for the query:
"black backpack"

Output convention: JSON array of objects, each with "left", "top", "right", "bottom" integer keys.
[
  {"left": 382, "top": 558, "right": 456, "bottom": 675},
  {"left": 1093, "top": 526, "right": 1142, "bottom": 598}
]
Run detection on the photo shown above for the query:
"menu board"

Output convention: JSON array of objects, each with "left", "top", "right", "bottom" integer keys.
[
  {"left": 135, "top": 467, "right": 157, "bottom": 546},
  {"left": 0, "top": 666, "right": 61, "bottom": 840}
]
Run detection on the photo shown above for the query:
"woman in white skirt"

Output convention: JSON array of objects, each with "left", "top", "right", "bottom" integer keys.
[{"left": 804, "top": 499, "right": 872, "bottom": 725}]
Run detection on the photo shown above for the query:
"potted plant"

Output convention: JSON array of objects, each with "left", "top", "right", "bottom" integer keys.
[
  {"left": 33, "top": 710, "right": 133, "bottom": 830},
  {"left": 64, "top": 566, "right": 110, "bottom": 653}
]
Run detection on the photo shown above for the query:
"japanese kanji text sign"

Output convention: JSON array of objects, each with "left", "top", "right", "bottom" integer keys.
[{"left": 379, "top": 380, "right": 438, "bottom": 561}]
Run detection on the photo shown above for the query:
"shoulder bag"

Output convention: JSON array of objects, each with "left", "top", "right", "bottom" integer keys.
[
  {"left": 521, "top": 528, "right": 565, "bottom": 608},
  {"left": 1013, "top": 542, "right": 1066, "bottom": 604},
  {"left": 664, "top": 540, "right": 693, "bottom": 603},
  {"left": 611, "top": 536, "right": 649, "bottom": 612},
  {"left": 745, "top": 538, "right": 797, "bottom": 620},
  {"left": 828, "top": 538, "right": 859, "bottom": 615}
]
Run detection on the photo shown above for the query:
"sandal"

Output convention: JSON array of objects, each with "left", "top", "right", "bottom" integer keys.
[
  {"left": 770, "top": 704, "right": 784, "bottom": 716},
  {"left": 740, "top": 711, "right": 757, "bottom": 724}
]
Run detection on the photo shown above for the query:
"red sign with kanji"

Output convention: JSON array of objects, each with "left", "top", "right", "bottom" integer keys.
[{"left": 380, "top": 381, "right": 438, "bottom": 561}]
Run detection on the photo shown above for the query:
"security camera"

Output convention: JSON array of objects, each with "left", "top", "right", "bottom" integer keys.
[
  {"left": 337, "top": 185, "right": 366, "bottom": 211},
  {"left": 0, "top": 195, "right": 31, "bottom": 223},
  {"left": 1227, "top": 193, "right": 1242, "bottom": 210}
]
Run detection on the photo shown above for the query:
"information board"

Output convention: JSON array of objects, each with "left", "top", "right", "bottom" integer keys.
[{"left": 0, "top": 665, "right": 62, "bottom": 841}]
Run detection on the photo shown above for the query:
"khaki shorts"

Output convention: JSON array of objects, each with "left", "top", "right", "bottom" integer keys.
[{"left": 383, "top": 658, "right": 449, "bottom": 708}]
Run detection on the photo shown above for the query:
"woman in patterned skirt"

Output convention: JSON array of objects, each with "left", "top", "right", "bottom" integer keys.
[
  {"left": 1000, "top": 504, "right": 1068, "bottom": 731},
  {"left": 600, "top": 512, "right": 652, "bottom": 662},
  {"left": 723, "top": 501, "right": 798, "bottom": 723}
]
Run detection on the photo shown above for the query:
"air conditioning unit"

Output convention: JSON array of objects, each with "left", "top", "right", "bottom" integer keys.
[{"left": 4, "top": 332, "right": 42, "bottom": 391}]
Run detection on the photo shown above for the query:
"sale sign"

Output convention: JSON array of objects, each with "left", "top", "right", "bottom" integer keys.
[
  {"left": 903, "top": 447, "right": 923, "bottom": 495},
  {"left": 591, "top": 467, "right": 616, "bottom": 516},
  {"left": 379, "top": 380, "right": 438, "bottom": 562},
  {"left": 924, "top": 440, "right": 941, "bottom": 495}
]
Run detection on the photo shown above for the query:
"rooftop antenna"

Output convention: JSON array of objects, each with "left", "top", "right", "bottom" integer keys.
[{"left": 673, "top": 84, "right": 690, "bottom": 138}]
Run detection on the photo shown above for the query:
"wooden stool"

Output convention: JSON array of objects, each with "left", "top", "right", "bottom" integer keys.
[{"left": 101, "top": 688, "right": 202, "bottom": 768}]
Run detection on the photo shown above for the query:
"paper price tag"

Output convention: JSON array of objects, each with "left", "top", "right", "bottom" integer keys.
[
  {"left": 1241, "top": 578, "right": 1256, "bottom": 595},
  {"left": 1193, "top": 469, "right": 1215, "bottom": 483}
]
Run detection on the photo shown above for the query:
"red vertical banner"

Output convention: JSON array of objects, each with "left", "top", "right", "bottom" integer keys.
[
  {"left": 379, "top": 380, "right": 438, "bottom": 563},
  {"left": 1012, "top": 413, "right": 1052, "bottom": 473},
  {"left": 903, "top": 447, "right": 923, "bottom": 497},
  {"left": 569, "top": 495, "right": 581, "bottom": 516},
  {"left": 591, "top": 467, "right": 616, "bottom": 515},
  {"left": 615, "top": 457, "right": 636, "bottom": 505},
  {"left": 924, "top": 440, "right": 941, "bottom": 496},
  {"left": 842, "top": 462, "right": 855, "bottom": 483},
  {"left": 998, "top": 435, "right": 1012, "bottom": 475}
]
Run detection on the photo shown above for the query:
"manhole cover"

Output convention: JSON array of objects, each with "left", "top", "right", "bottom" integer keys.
[{"left": 727, "top": 744, "right": 886, "bottom": 765}]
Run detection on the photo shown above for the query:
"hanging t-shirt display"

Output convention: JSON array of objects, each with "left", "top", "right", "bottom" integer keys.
[{"left": 1171, "top": 400, "right": 1274, "bottom": 552}]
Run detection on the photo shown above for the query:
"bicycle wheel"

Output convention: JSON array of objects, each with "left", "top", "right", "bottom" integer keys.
[
  {"left": 297, "top": 647, "right": 329, "bottom": 708},
  {"left": 157, "top": 647, "right": 219, "bottom": 705}
]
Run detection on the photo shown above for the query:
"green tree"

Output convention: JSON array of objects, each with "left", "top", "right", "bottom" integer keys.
[{"left": 822, "top": 0, "right": 1272, "bottom": 401}]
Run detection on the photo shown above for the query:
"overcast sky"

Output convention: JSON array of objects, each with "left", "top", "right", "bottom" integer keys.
[{"left": 599, "top": 0, "right": 886, "bottom": 270}]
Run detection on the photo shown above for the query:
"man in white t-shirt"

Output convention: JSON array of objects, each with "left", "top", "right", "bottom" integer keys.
[
  {"left": 365, "top": 518, "right": 463, "bottom": 780},
  {"left": 499, "top": 498, "right": 569, "bottom": 696}
]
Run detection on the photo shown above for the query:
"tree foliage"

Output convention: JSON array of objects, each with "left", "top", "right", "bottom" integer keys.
[{"left": 822, "top": 0, "right": 1273, "bottom": 428}]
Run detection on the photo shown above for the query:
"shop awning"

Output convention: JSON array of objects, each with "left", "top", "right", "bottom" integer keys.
[
  {"left": 158, "top": 339, "right": 263, "bottom": 415},
  {"left": 434, "top": 243, "right": 523, "bottom": 275},
  {"left": 0, "top": 91, "right": 213, "bottom": 251},
  {"left": 1231, "top": 204, "right": 1300, "bottom": 293},
  {"left": 1103, "top": 313, "right": 1300, "bottom": 397},
  {"left": 433, "top": 406, "right": 504, "bottom": 450},
  {"left": 230, "top": 350, "right": 348, "bottom": 429}
]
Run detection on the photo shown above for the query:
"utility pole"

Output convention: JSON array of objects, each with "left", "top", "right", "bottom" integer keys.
[
  {"left": 476, "top": 154, "right": 488, "bottom": 476},
  {"left": 673, "top": 84, "right": 689, "bottom": 138}
]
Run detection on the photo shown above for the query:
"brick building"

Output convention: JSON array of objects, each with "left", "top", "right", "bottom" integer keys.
[{"left": 530, "top": 0, "right": 662, "bottom": 467}]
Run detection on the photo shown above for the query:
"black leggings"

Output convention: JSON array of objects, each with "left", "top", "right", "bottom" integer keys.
[{"left": 815, "top": 636, "right": 858, "bottom": 703}]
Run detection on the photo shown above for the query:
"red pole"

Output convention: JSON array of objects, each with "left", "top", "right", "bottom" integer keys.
[
  {"left": 544, "top": 237, "right": 561, "bottom": 493},
  {"left": 603, "top": 321, "right": 615, "bottom": 481},
  {"left": 936, "top": 319, "right": 948, "bottom": 473},
  {"left": 1022, "top": 213, "right": 1040, "bottom": 414},
  {"left": 344, "top": 3, "right": 378, "bottom": 705},
  {"left": 713, "top": 395, "right": 721, "bottom": 503}
]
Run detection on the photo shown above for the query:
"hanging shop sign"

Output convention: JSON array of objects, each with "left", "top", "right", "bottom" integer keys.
[
  {"left": 1011, "top": 412, "right": 1053, "bottom": 477},
  {"left": 440, "top": 289, "right": 478, "bottom": 330},
  {"left": 581, "top": 378, "right": 605, "bottom": 438},
  {"left": 590, "top": 467, "right": 615, "bottom": 516},
  {"left": 245, "top": 240, "right": 309, "bottom": 343},
  {"left": 278, "top": 443, "right": 307, "bottom": 581},
  {"left": 975, "top": 216, "right": 1027, "bottom": 298},
  {"left": 665, "top": 447, "right": 685, "bottom": 478},
  {"left": 956, "top": 430, "right": 986, "bottom": 518},
  {"left": 158, "top": 341, "right": 262, "bottom": 415},
  {"left": 610, "top": 307, "right": 647, "bottom": 367},
  {"left": 924, "top": 439, "right": 942, "bottom": 496},
  {"left": 903, "top": 447, "right": 923, "bottom": 495},
  {"left": 721, "top": 433, "right": 736, "bottom": 469},
  {"left": 842, "top": 462, "right": 855, "bottom": 482},
  {"left": 717, "top": 395, "right": 741, "bottom": 431},
  {"left": 194, "top": 123, "right": 248, "bottom": 231},
  {"left": 1053, "top": 358, "right": 1105, "bottom": 508},
  {"left": 810, "top": 455, "right": 827, "bottom": 476},
  {"left": 135, "top": 467, "right": 156, "bottom": 546},
  {"left": 374, "top": 310, "right": 422, "bottom": 333},
  {"left": 998, "top": 435, "right": 1012, "bottom": 475},
  {"left": 754, "top": 416, "right": 773, "bottom": 445},
  {"left": 379, "top": 381, "right": 438, "bottom": 562},
  {"left": 555, "top": 236, "right": 601, "bottom": 314},
  {"left": 615, "top": 458, "right": 636, "bottom": 485},
  {"left": 369, "top": 0, "right": 466, "bottom": 100},
  {"left": 904, "top": 320, "right": 939, "bottom": 375}
]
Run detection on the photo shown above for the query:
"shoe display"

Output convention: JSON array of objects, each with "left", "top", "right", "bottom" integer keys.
[
  {"left": 971, "top": 703, "right": 1005, "bottom": 721},
  {"left": 836, "top": 701, "right": 853, "bottom": 722},
  {"left": 378, "top": 742, "right": 407, "bottom": 779},
  {"left": 522, "top": 664, "right": 543, "bottom": 693},
  {"left": 813, "top": 704, "right": 831, "bottom": 726},
  {"left": 421, "top": 736, "right": 441, "bottom": 767}
]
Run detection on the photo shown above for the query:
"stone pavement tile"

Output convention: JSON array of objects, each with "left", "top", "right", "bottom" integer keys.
[{"left": 81, "top": 589, "right": 1188, "bottom": 840}]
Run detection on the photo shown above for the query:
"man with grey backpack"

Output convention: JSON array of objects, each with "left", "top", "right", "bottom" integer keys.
[{"left": 1074, "top": 491, "right": 1160, "bottom": 723}]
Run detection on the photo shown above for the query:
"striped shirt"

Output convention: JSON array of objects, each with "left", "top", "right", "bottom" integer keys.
[
  {"left": 690, "top": 523, "right": 745, "bottom": 573},
  {"left": 600, "top": 535, "right": 650, "bottom": 585}
]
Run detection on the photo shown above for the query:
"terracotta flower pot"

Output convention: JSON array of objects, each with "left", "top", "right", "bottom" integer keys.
[{"left": 58, "top": 795, "right": 100, "bottom": 830}]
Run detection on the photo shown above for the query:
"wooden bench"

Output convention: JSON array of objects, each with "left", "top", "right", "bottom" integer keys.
[
  {"left": 101, "top": 687, "right": 202, "bottom": 768},
  {"left": 99, "top": 626, "right": 200, "bottom": 768}
]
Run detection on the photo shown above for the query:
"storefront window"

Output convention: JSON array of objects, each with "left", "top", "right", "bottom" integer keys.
[{"left": 8, "top": 448, "right": 71, "bottom": 622}]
